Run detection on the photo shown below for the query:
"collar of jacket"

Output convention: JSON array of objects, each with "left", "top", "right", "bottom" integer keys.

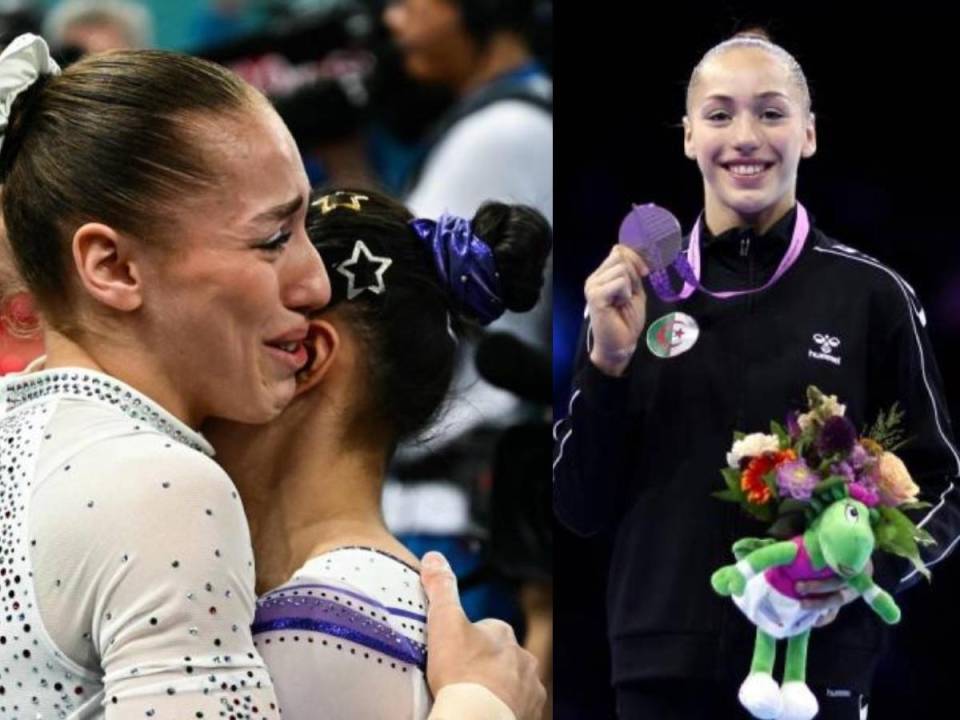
[{"left": 699, "top": 205, "right": 804, "bottom": 269}]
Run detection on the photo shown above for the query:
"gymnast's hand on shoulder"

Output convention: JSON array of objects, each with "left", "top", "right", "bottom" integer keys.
[{"left": 420, "top": 551, "right": 545, "bottom": 720}]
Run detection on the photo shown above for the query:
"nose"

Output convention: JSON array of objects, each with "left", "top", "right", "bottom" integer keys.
[
  {"left": 731, "top": 113, "right": 761, "bottom": 152},
  {"left": 282, "top": 231, "right": 331, "bottom": 315}
]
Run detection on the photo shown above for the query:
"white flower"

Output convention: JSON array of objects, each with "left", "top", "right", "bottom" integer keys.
[
  {"left": 727, "top": 433, "right": 780, "bottom": 468},
  {"left": 797, "top": 393, "right": 846, "bottom": 432},
  {"left": 819, "top": 394, "right": 847, "bottom": 419}
]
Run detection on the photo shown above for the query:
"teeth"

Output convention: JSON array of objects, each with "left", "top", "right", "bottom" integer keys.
[
  {"left": 277, "top": 342, "right": 298, "bottom": 352},
  {"left": 728, "top": 164, "right": 767, "bottom": 176}
]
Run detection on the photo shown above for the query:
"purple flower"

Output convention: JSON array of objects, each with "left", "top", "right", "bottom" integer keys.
[
  {"left": 849, "top": 443, "right": 870, "bottom": 470},
  {"left": 848, "top": 481, "right": 880, "bottom": 507},
  {"left": 831, "top": 461, "right": 855, "bottom": 485},
  {"left": 817, "top": 416, "right": 858, "bottom": 456},
  {"left": 776, "top": 459, "right": 819, "bottom": 500},
  {"left": 786, "top": 411, "right": 802, "bottom": 440}
]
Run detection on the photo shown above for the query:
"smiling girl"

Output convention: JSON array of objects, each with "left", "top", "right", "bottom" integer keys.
[{"left": 553, "top": 30, "right": 960, "bottom": 720}]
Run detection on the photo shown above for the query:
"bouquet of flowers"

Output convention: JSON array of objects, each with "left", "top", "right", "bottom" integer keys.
[
  {"left": 711, "top": 387, "right": 935, "bottom": 720},
  {"left": 715, "top": 386, "right": 934, "bottom": 577}
]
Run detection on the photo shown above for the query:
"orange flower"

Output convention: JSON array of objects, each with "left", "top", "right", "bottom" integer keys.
[{"left": 740, "top": 450, "right": 796, "bottom": 504}]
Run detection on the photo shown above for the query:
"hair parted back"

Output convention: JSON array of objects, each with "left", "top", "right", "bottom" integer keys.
[
  {"left": 686, "top": 28, "right": 812, "bottom": 113},
  {"left": 0, "top": 46, "right": 262, "bottom": 328}
]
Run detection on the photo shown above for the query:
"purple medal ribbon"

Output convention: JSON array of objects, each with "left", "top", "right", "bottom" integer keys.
[{"left": 619, "top": 202, "right": 810, "bottom": 302}]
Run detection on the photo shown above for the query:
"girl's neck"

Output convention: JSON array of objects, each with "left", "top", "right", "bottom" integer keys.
[
  {"left": 703, "top": 192, "right": 795, "bottom": 237},
  {"left": 214, "top": 404, "right": 414, "bottom": 594},
  {"left": 43, "top": 327, "right": 200, "bottom": 426}
]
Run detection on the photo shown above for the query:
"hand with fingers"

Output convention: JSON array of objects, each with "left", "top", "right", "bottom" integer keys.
[
  {"left": 798, "top": 558, "right": 873, "bottom": 628},
  {"left": 420, "top": 552, "right": 546, "bottom": 720},
  {"left": 584, "top": 245, "right": 650, "bottom": 377}
]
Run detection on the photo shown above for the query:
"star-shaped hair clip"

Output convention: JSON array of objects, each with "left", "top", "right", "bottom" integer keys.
[
  {"left": 335, "top": 240, "right": 394, "bottom": 300},
  {"left": 313, "top": 191, "right": 370, "bottom": 214}
]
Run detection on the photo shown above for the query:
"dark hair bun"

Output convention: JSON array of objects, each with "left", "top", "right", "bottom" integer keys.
[{"left": 471, "top": 202, "right": 551, "bottom": 313}]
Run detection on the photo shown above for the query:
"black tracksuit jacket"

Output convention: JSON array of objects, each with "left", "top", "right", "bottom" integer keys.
[{"left": 553, "top": 206, "right": 960, "bottom": 693}]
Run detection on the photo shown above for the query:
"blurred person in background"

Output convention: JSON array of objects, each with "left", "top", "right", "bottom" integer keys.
[
  {"left": 43, "top": 0, "right": 153, "bottom": 55},
  {"left": 0, "top": 201, "right": 42, "bottom": 373},
  {"left": 384, "top": 0, "right": 552, "bottom": 222},
  {"left": 381, "top": 3, "right": 553, "bottom": 715}
]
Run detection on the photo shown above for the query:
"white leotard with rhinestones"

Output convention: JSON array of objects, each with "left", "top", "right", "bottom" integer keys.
[
  {"left": 0, "top": 367, "right": 280, "bottom": 719},
  {"left": 0, "top": 367, "right": 515, "bottom": 720},
  {"left": 253, "top": 547, "right": 431, "bottom": 720}
]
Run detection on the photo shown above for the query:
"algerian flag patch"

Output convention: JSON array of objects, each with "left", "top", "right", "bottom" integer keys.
[{"left": 645, "top": 312, "right": 699, "bottom": 359}]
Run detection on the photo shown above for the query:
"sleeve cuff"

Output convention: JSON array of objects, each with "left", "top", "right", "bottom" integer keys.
[
  {"left": 429, "top": 683, "right": 515, "bottom": 720},
  {"left": 578, "top": 360, "right": 632, "bottom": 415}
]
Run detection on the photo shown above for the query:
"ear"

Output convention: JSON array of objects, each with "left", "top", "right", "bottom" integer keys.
[
  {"left": 682, "top": 115, "right": 697, "bottom": 160},
  {"left": 801, "top": 112, "right": 817, "bottom": 158},
  {"left": 294, "top": 317, "right": 340, "bottom": 397},
  {"left": 71, "top": 222, "right": 143, "bottom": 312}
]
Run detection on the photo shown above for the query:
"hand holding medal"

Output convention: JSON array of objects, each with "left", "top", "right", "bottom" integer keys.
[
  {"left": 583, "top": 239, "right": 650, "bottom": 377},
  {"left": 618, "top": 202, "right": 810, "bottom": 302}
]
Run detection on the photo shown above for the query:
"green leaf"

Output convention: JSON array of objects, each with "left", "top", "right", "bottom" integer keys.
[
  {"left": 915, "top": 525, "right": 936, "bottom": 546},
  {"left": 778, "top": 499, "right": 810, "bottom": 516},
  {"left": 796, "top": 433, "right": 816, "bottom": 461},
  {"left": 876, "top": 531, "right": 931, "bottom": 581},
  {"left": 712, "top": 489, "right": 742, "bottom": 503},
  {"left": 897, "top": 501, "right": 933, "bottom": 512},
  {"left": 876, "top": 525, "right": 919, "bottom": 558},
  {"left": 878, "top": 506, "right": 926, "bottom": 534},
  {"left": 806, "top": 385, "right": 825, "bottom": 410},
  {"left": 812, "top": 475, "right": 846, "bottom": 494},
  {"left": 742, "top": 501, "right": 776, "bottom": 524},
  {"left": 721, "top": 467, "right": 742, "bottom": 492},
  {"left": 875, "top": 506, "right": 938, "bottom": 578},
  {"left": 867, "top": 402, "right": 908, "bottom": 450},
  {"left": 762, "top": 470, "right": 778, "bottom": 495},
  {"left": 734, "top": 431, "right": 747, "bottom": 442},
  {"left": 770, "top": 421, "right": 790, "bottom": 449},
  {"left": 768, "top": 514, "right": 805, "bottom": 539}
]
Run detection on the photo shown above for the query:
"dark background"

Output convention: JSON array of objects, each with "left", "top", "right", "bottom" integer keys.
[{"left": 554, "top": 3, "right": 960, "bottom": 717}]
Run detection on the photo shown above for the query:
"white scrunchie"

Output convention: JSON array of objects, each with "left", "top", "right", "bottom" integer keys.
[{"left": 0, "top": 33, "right": 61, "bottom": 152}]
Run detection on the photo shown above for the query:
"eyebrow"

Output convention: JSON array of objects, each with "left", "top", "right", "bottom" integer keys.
[
  {"left": 703, "top": 91, "right": 791, "bottom": 103},
  {"left": 250, "top": 195, "right": 305, "bottom": 224}
]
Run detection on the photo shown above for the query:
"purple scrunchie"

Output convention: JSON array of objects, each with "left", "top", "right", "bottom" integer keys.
[{"left": 410, "top": 213, "right": 505, "bottom": 325}]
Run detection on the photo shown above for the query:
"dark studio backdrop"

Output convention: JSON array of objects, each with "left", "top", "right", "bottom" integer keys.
[{"left": 554, "top": 4, "right": 960, "bottom": 717}]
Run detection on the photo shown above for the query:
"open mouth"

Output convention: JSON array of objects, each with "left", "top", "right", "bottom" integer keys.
[
  {"left": 722, "top": 161, "right": 775, "bottom": 178},
  {"left": 264, "top": 338, "right": 309, "bottom": 371}
]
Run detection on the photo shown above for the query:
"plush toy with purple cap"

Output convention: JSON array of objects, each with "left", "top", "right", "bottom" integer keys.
[{"left": 711, "top": 386, "right": 934, "bottom": 720}]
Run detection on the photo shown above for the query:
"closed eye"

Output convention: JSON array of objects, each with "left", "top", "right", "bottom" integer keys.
[{"left": 257, "top": 230, "right": 293, "bottom": 253}]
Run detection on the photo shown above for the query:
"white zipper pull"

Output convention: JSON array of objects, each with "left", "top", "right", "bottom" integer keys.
[{"left": 740, "top": 236, "right": 750, "bottom": 257}]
